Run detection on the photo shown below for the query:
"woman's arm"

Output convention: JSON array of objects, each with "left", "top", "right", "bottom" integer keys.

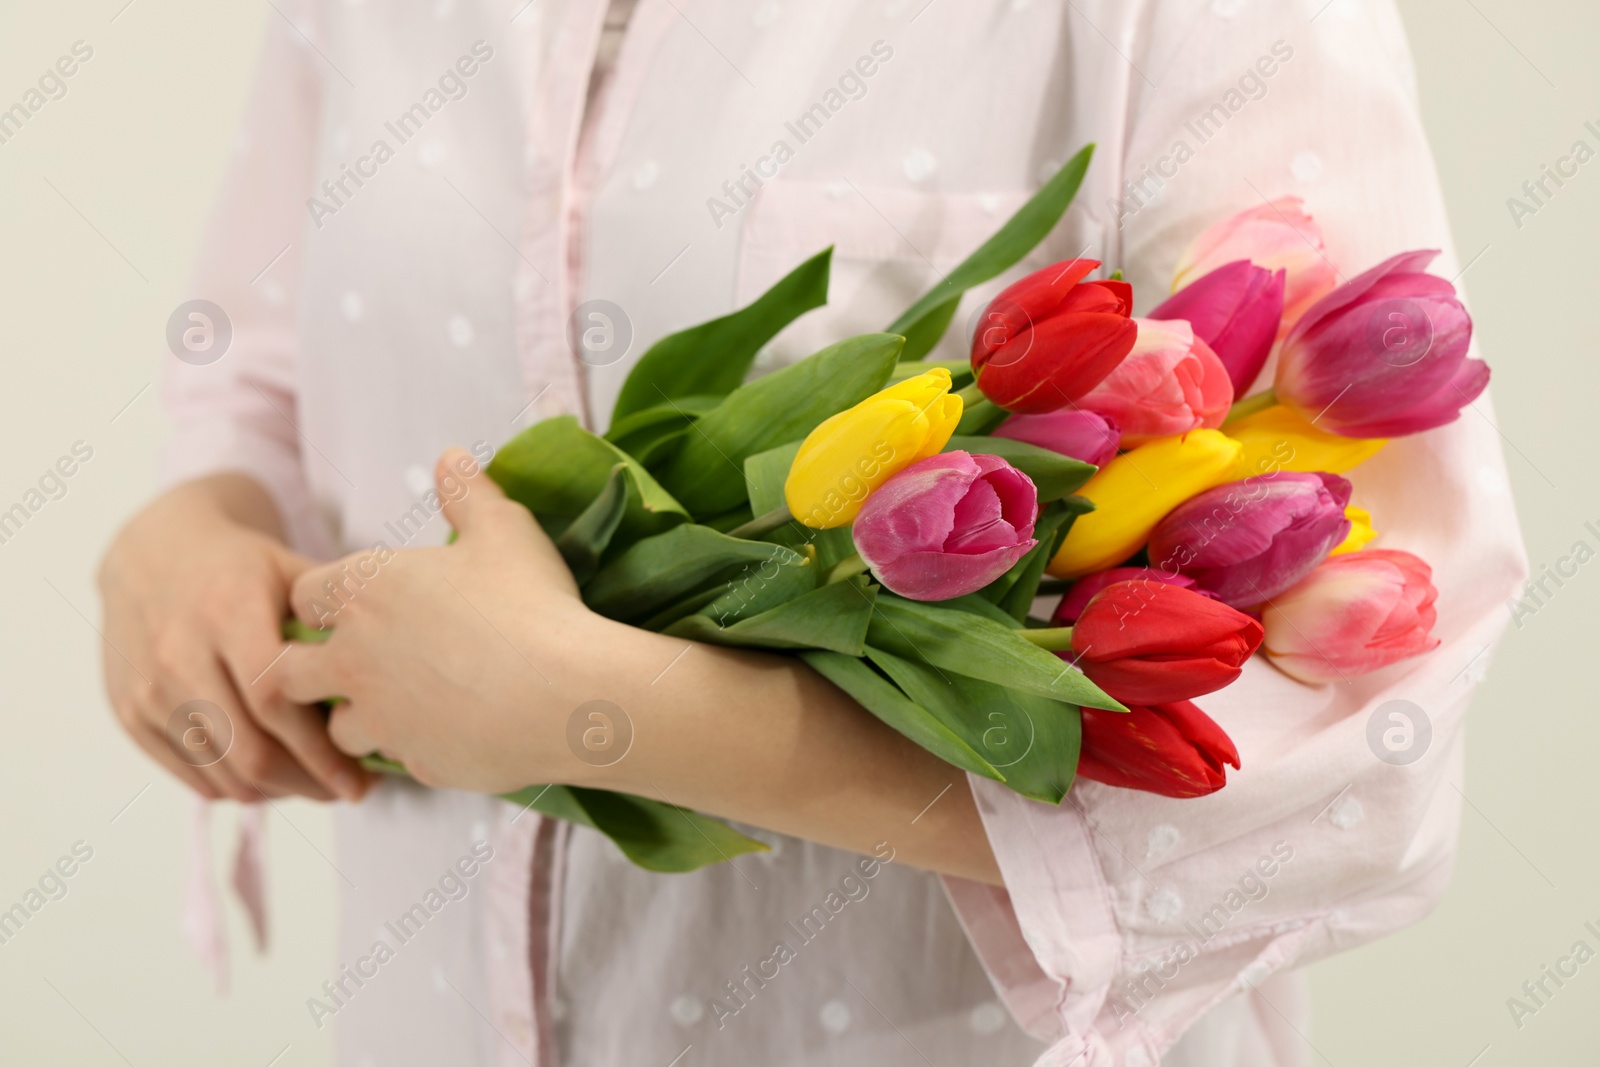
[{"left": 276, "top": 449, "right": 1003, "bottom": 883}]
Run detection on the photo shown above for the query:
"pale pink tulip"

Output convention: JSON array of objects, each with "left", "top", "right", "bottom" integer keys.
[
  {"left": 1077, "top": 318, "right": 1232, "bottom": 446},
  {"left": 1173, "top": 196, "right": 1340, "bottom": 339},
  {"left": 1262, "top": 548, "right": 1441, "bottom": 684}
]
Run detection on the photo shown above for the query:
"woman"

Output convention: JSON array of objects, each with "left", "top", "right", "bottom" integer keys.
[{"left": 97, "top": 0, "right": 1526, "bottom": 1063}]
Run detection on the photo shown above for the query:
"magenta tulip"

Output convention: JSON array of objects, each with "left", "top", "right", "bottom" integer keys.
[
  {"left": 1150, "top": 259, "right": 1286, "bottom": 395},
  {"left": 1051, "top": 567, "right": 1207, "bottom": 625},
  {"left": 1147, "top": 473, "right": 1352, "bottom": 608},
  {"left": 1262, "top": 548, "right": 1441, "bottom": 683},
  {"left": 993, "top": 408, "right": 1120, "bottom": 469},
  {"left": 852, "top": 451, "right": 1039, "bottom": 601},
  {"left": 1274, "top": 250, "right": 1488, "bottom": 438}
]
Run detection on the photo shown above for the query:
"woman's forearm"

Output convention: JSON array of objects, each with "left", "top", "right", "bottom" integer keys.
[{"left": 579, "top": 619, "right": 1004, "bottom": 885}]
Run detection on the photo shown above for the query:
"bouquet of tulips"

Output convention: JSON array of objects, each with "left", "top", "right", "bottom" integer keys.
[{"left": 334, "top": 145, "right": 1488, "bottom": 871}]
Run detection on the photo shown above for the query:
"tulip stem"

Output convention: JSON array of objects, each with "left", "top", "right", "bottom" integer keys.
[
  {"left": 956, "top": 381, "right": 986, "bottom": 407},
  {"left": 1017, "top": 626, "right": 1074, "bottom": 651},
  {"left": 825, "top": 553, "right": 870, "bottom": 585},
  {"left": 1223, "top": 388, "right": 1278, "bottom": 426},
  {"left": 728, "top": 505, "right": 794, "bottom": 540}
]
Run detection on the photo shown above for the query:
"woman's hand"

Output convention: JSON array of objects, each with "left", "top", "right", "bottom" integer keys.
[
  {"left": 97, "top": 473, "right": 371, "bottom": 802},
  {"left": 275, "top": 448, "right": 1003, "bottom": 883},
  {"left": 278, "top": 449, "right": 596, "bottom": 794}
]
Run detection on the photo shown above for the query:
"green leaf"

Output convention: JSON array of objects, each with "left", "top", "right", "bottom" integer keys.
[
  {"left": 944, "top": 435, "right": 1096, "bottom": 501},
  {"left": 984, "top": 501, "right": 1075, "bottom": 617},
  {"left": 666, "top": 577, "right": 875, "bottom": 654},
  {"left": 743, "top": 441, "right": 803, "bottom": 517},
  {"left": 612, "top": 247, "right": 833, "bottom": 423},
  {"left": 487, "top": 416, "right": 688, "bottom": 551},
  {"left": 886, "top": 144, "right": 1095, "bottom": 361},
  {"left": 686, "top": 552, "right": 819, "bottom": 627},
  {"left": 866, "top": 594, "right": 1123, "bottom": 711},
  {"left": 554, "top": 464, "right": 630, "bottom": 585},
  {"left": 864, "top": 648, "right": 1080, "bottom": 803},
  {"left": 604, "top": 394, "right": 721, "bottom": 470},
  {"left": 954, "top": 398, "right": 1009, "bottom": 436},
  {"left": 499, "top": 784, "right": 768, "bottom": 873},
  {"left": 585, "top": 523, "right": 808, "bottom": 623},
  {"left": 658, "top": 334, "right": 904, "bottom": 516},
  {"left": 799, "top": 651, "right": 1003, "bottom": 781}
]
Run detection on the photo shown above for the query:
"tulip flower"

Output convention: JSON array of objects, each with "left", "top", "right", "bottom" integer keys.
[
  {"left": 1150, "top": 259, "right": 1285, "bottom": 395},
  {"left": 852, "top": 451, "right": 1038, "bottom": 600},
  {"left": 992, "top": 408, "right": 1120, "bottom": 469},
  {"left": 1065, "top": 581, "right": 1264, "bottom": 703},
  {"left": 1172, "top": 195, "right": 1340, "bottom": 337},
  {"left": 1078, "top": 700, "right": 1240, "bottom": 798},
  {"left": 1147, "top": 473, "right": 1353, "bottom": 608},
  {"left": 1077, "top": 318, "right": 1233, "bottom": 446},
  {"left": 1226, "top": 404, "right": 1385, "bottom": 478},
  {"left": 1051, "top": 566, "right": 1208, "bottom": 625},
  {"left": 971, "top": 259, "right": 1137, "bottom": 413},
  {"left": 1048, "top": 429, "right": 1243, "bottom": 580},
  {"left": 1330, "top": 505, "right": 1376, "bottom": 555},
  {"left": 1262, "top": 548, "right": 1441, "bottom": 684},
  {"left": 786, "top": 369, "right": 963, "bottom": 529},
  {"left": 1273, "top": 250, "right": 1487, "bottom": 438}
]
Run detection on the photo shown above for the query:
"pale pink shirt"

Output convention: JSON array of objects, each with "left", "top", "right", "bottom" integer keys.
[{"left": 164, "top": 1, "right": 1527, "bottom": 1064}]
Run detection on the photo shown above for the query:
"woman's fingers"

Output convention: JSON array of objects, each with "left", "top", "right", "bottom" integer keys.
[
  {"left": 220, "top": 604, "right": 370, "bottom": 801},
  {"left": 154, "top": 647, "right": 333, "bottom": 801},
  {"left": 327, "top": 704, "right": 380, "bottom": 760}
]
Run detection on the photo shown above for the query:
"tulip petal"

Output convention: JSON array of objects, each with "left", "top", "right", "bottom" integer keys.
[{"left": 873, "top": 541, "right": 1039, "bottom": 602}]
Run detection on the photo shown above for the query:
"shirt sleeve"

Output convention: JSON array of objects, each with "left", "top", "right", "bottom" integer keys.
[
  {"left": 942, "top": 2, "right": 1529, "bottom": 1063},
  {"left": 160, "top": 0, "right": 334, "bottom": 558}
]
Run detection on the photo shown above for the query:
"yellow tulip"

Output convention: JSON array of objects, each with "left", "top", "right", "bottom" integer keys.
[
  {"left": 1329, "top": 505, "right": 1376, "bottom": 555},
  {"left": 1226, "top": 404, "right": 1385, "bottom": 478},
  {"left": 785, "top": 369, "right": 963, "bottom": 529},
  {"left": 1048, "top": 429, "right": 1243, "bottom": 579}
]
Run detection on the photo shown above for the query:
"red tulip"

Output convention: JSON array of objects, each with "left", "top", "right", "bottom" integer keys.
[
  {"left": 1077, "top": 318, "right": 1233, "bottom": 446},
  {"left": 1150, "top": 259, "right": 1285, "bottom": 395},
  {"left": 1066, "top": 581, "right": 1264, "bottom": 703},
  {"left": 971, "top": 260, "right": 1137, "bottom": 413},
  {"left": 1262, "top": 548, "right": 1441, "bottom": 683},
  {"left": 1050, "top": 566, "right": 1207, "bottom": 625},
  {"left": 1078, "top": 700, "right": 1240, "bottom": 798}
]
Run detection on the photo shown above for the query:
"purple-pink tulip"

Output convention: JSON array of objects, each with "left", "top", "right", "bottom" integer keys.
[
  {"left": 993, "top": 408, "right": 1120, "bottom": 469},
  {"left": 1150, "top": 259, "right": 1286, "bottom": 395},
  {"left": 1274, "top": 250, "right": 1488, "bottom": 438},
  {"left": 852, "top": 451, "right": 1038, "bottom": 601},
  {"left": 1051, "top": 566, "right": 1208, "bottom": 625},
  {"left": 1147, "top": 473, "right": 1353, "bottom": 609}
]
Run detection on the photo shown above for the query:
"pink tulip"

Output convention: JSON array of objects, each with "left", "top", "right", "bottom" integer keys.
[
  {"left": 852, "top": 451, "right": 1038, "bottom": 601},
  {"left": 1077, "top": 318, "right": 1233, "bottom": 446},
  {"left": 1147, "top": 472, "right": 1353, "bottom": 609},
  {"left": 1262, "top": 548, "right": 1441, "bottom": 684},
  {"left": 1274, "top": 250, "right": 1487, "bottom": 438},
  {"left": 1173, "top": 196, "right": 1340, "bottom": 338},
  {"left": 993, "top": 408, "right": 1120, "bottom": 469},
  {"left": 1150, "top": 260, "right": 1285, "bottom": 395},
  {"left": 1051, "top": 567, "right": 1207, "bottom": 625}
]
